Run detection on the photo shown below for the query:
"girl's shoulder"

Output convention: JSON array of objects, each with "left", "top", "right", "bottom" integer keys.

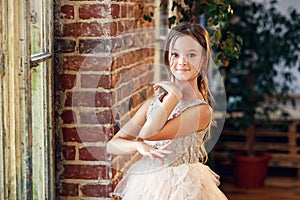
[{"left": 170, "top": 99, "right": 211, "bottom": 119}]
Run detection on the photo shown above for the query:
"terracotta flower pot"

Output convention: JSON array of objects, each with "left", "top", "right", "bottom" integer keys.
[{"left": 234, "top": 151, "right": 271, "bottom": 188}]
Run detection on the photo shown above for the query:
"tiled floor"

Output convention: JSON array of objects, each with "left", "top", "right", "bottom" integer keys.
[{"left": 220, "top": 176, "right": 300, "bottom": 200}]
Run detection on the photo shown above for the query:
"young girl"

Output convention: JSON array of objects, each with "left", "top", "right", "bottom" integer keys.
[{"left": 106, "top": 22, "right": 228, "bottom": 200}]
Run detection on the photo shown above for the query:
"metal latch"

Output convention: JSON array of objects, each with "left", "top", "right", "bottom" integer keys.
[{"left": 30, "top": 52, "right": 52, "bottom": 68}]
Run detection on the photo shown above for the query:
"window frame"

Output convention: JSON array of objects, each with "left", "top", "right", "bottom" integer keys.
[{"left": 29, "top": 0, "right": 55, "bottom": 199}]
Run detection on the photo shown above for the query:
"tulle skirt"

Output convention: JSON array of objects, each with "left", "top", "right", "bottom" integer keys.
[{"left": 113, "top": 161, "right": 228, "bottom": 200}]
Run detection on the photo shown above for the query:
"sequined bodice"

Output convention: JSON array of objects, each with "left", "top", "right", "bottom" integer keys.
[{"left": 144, "top": 95, "right": 210, "bottom": 167}]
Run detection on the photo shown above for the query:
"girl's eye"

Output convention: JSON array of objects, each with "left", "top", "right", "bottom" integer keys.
[
  {"left": 187, "top": 53, "right": 196, "bottom": 58},
  {"left": 170, "top": 52, "right": 178, "bottom": 58}
]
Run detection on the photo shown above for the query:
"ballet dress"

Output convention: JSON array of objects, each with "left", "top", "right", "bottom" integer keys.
[{"left": 113, "top": 95, "right": 228, "bottom": 200}]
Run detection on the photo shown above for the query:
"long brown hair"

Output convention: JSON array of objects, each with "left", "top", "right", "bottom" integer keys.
[
  {"left": 164, "top": 23, "right": 215, "bottom": 163},
  {"left": 163, "top": 22, "right": 214, "bottom": 107}
]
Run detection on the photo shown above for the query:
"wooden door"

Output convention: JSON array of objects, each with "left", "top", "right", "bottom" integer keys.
[{"left": 0, "top": 0, "right": 54, "bottom": 199}]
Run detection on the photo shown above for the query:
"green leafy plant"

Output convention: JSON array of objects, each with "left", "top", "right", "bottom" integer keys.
[
  {"left": 221, "top": 0, "right": 300, "bottom": 156},
  {"left": 145, "top": 0, "right": 300, "bottom": 157},
  {"left": 144, "top": 0, "right": 243, "bottom": 67}
]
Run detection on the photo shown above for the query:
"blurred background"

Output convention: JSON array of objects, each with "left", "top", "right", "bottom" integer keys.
[{"left": 1, "top": 0, "right": 299, "bottom": 199}]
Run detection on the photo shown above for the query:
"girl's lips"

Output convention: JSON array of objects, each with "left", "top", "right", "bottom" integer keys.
[{"left": 176, "top": 69, "right": 190, "bottom": 72}]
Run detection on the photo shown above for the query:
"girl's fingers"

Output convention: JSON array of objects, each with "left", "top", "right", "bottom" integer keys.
[
  {"left": 159, "top": 141, "right": 172, "bottom": 149},
  {"left": 156, "top": 149, "right": 172, "bottom": 154},
  {"left": 149, "top": 148, "right": 172, "bottom": 158},
  {"left": 153, "top": 85, "right": 160, "bottom": 91},
  {"left": 150, "top": 150, "right": 165, "bottom": 158}
]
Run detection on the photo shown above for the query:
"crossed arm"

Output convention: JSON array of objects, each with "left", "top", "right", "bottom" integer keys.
[{"left": 106, "top": 82, "right": 212, "bottom": 159}]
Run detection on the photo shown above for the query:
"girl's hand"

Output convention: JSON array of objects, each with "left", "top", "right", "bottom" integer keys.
[
  {"left": 153, "top": 81, "right": 183, "bottom": 101},
  {"left": 135, "top": 141, "right": 172, "bottom": 164}
]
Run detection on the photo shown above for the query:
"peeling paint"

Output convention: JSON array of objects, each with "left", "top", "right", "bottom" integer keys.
[{"left": 1, "top": 0, "right": 54, "bottom": 199}]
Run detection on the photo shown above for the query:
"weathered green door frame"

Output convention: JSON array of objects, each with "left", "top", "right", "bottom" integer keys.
[
  {"left": 1, "top": 0, "right": 33, "bottom": 199},
  {"left": 0, "top": 0, "right": 54, "bottom": 199}
]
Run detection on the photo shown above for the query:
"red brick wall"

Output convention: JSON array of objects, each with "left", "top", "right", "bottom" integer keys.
[{"left": 54, "top": 0, "right": 155, "bottom": 198}]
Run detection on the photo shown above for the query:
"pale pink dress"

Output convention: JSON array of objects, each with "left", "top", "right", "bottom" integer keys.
[{"left": 113, "top": 97, "right": 228, "bottom": 200}]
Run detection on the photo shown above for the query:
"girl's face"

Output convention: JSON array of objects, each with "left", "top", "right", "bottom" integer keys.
[{"left": 168, "top": 35, "right": 204, "bottom": 82}]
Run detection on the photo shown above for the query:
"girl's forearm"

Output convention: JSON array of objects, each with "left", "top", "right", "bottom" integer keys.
[
  {"left": 106, "top": 137, "right": 139, "bottom": 155},
  {"left": 139, "top": 93, "right": 180, "bottom": 138}
]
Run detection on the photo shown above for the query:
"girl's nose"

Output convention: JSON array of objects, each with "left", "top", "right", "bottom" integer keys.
[{"left": 178, "top": 55, "right": 187, "bottom": 65}]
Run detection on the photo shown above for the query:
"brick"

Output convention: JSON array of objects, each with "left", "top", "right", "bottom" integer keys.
[
  {"left": 118, "top": 20, "right": 125, "bottom": 34},
  {"left": 65, "top": 91, "right": 113, "bottom": 107},
  {"left": 79, "top": 39, "right": 111, "bottom": 54},
  {"left": 62, "top": 56, "right": 113, "bottom": 71},
  {"left": 80, "top": 184, "right": 112, "bottom": 197},
  {"left": 116, "top": 83, "right": 131, "bottom": 102},
  {"left": 133, "top": 33, "right": 145, "bottom": 49},
  {"left": 62, "top": 127, "right": 113, "bottom": 143},
  {"left": 63, "top": 22, "right": 103, "bottom": 37},
  {"left": 111, "top": 4, "right": 120, "bottom": 19},
  {"left": 125, "top": 19, "right": 137, "bottom": 31},
  {"left": 113, "top": 101, "right": 128, "bottom": 117},
  {"left": 54, "top": 39, "right": 76, "bottom": 53},
  {"left": 102, "top": 21, "right": 118, "bottom": 36},
  {"left": 63, "top": 165, "right": 109, "bottom": 179},
  {"left": 111, "top": 37, "right": 125, "bottom": 53},
  {"left": 124, "top": 35, "right": 134, "bottom": 49},
  {"left": 63, "top": 145, "right": 76, "bottom": 160},
  {"left": 60, "top": 5, "right": 74, "bottom": 19},
  {"left": 80, "top": 74, "right": 113, "bottom": 89},
  {"left": 61, "top": 110, "right": 77, "bottom": 124},
  {"left": 118, "top": 68, "right": 133, "bottom": 84},
  {"left": 79, "top": 4, "right": 110, "bottom": 19},
  {"left": 121, "top": 4, "right": 127, "bottom": 18},
  {"left": 135, "top": 18, "right": 142, "bottom": 29},
  {"left": 129, "top": 4, "right": 143, "bottom": 18},
  {"left": 130, "top": 79, "right": 141, "bottom": 93},
  {"left": 79, "top": 146, "right": 107, "bottom": 161},
  {"left": 111, "top": 73, "right": 120, "bottom": 87},
  {"left": 129, "top": 93, "right": 140, "bottom": 109},
  {"left": 118, "top": 51, "right": 136, "bottom": 66},
  {"left": 80, "top": 109, "right": 113, "bottom": 124},
  {"left": 114, "top": 54, "right": 125, "bottom": 68},
  {"left": 58, "top": 74, "right": 77, "bottom": 90},
  {"left": 54, "top": 0, "right": 157, "bottom": 198},
  {"left": 132, "top": 63, "right": 148, "bottom": 78},
  {"left": 60, "top": 183, "right": 78, "bottom": 196},
  {"left": 147, "top": 84, "right": 155, "bottom": 97},
  {"left": 141, "top": 70, "right": 154, "bottom": 84},
  {"left": 139, "top": 86, "right": 150, "bottom": 102}
]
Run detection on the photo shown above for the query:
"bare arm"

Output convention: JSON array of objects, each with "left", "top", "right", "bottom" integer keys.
[
  {"left": 138, "top": 82, "right": 183, "bottom": 138},
  {"left": 106, "top": 93, "right": 211, "bottom": 162},
  {"left": 143, "top": 104, "right": 212, "bottom": 141},
  {"left": 106, "top": 98, "right": 152, "bottom": 155},
  {"left": 106, "top": 96, "right": 173, "bottom": 162}
]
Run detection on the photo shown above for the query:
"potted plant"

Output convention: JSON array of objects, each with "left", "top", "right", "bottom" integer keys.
[{"left": 220, "top": 0, "right": 300, "bottom": 188}]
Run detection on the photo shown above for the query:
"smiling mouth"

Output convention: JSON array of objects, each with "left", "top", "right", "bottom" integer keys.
[{"left": 176, "top": 69, "right": 190, "bottom": 72}]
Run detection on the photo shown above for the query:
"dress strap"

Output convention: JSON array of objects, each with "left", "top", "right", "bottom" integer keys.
[
  {"left": 168, "top": 99, "right": 209, "bottom": 120},
  {"left": 180, "top": 99, "right": 208, "bottom": 113}
]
